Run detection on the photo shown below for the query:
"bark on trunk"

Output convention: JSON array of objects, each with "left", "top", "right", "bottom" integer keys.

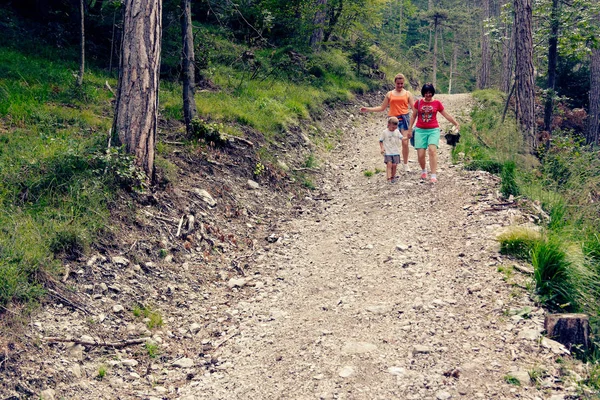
[
  {"left": 310, "top": 0, "right": 327, "bottom": 49},
  {"left": 432, "top": 24, "right": 438, "bottom": 88},
  {"left": 588, "top": 13, "right": 600, "bottom": 145},
  {"left": 113, "top": 0, "right": 162, "bottom": 180},
  {"left": 545, "top": 314, "right": 590, "bottom": 353},
  {"left": 543, "top": 0, "right": 559, "bottom": 137},
  {"left": 181, "top": 0, "right": 197, "bottom": 134},
  {"left": 501, "top": 17, "right": 514, "bottom": 93},
  {"left": 76, "top": 0, "right": 85, "bottom": 87},
  {"left": 513, "top": 0, "right": 536, "bottom": 152},
  {"left": 478, "top": 0, "right": 490, "bottom": 89}
]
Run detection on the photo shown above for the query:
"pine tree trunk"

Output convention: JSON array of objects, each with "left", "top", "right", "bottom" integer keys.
[
  {"left": 543, "top": 0, "right": 559, "bottom": 137},
  {"left": 545, "top": 314, "right": 590, "bottom": 353},
  {"left": 113, "top": 0, "right": 162, "bottom": 180},
  {"left": 432, "top": 23, "right": 438, "bottom": 88},
  {"left": 513, "top": 0, "right": 536, "bottom": 152},
  {"left": 76, "top": 0, "right": 85, "bottom": 87},
  {"left": 588, "top": 13, "right": 600, "bottom": 145},
  {"left": 181, "top": 0, "right": 197, "bottom": 134},
  {"left": 310, "top": 0, "right": 327, "bottom": 49},
  {"left": 478, "top": 0, "right": 490, "bottom": 89},
  {"left": 501, "top": 18, "right": 514, "bottom": 93}
]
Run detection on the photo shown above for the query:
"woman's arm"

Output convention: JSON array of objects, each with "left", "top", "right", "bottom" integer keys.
[
  {"left": 360, "top": 92, "right": 390, "bottom": 113},
  {"left": 439, "top": 109, "right": 460, "bottom": 130}
]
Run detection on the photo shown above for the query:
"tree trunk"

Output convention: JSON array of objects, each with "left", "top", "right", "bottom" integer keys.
[
  {"left": 501, "top": 16, "right": 514, "bottom": 93},
  {"left": 543, "top": 0, "right": 559, "bottom": 137},
  {"left": 513, "top": 0, "right": 536, "bottom": 152},
  {"left": 449, "top": 42, "right": 457, "bottom": 94},
  {"left": 545, "top": 313, "right": 590, "bottom": 353},
  {"left": 432, "top": 23, "right": 438, "bottom": 88},
  {"left": 478, "top": 0, "right": 490, "bottom": 89},
  {"left": 323, "top": 0, "right": 343, "bottom": 43},
  {"left": 113, "top": 0, "right": 162, "bottom": 180},
  {"left": 398, "top": 0, "right": 403, "bottom": 39},
  {"left": 310, "top": 0, "right": 327, "bottom": 49},
  {"left": 181, "top": 0, "right": 197, "bottom": 135},
  {"left": 76, "top": 0, "right": 85, "bottom": 87},
  {"left": 588, "top": 13, "right": 600, "bottom": 146}
]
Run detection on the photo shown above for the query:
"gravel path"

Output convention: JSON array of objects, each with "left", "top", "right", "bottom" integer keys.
[{"left": 176, "top": 94, "right": 574, "bottom": 400}]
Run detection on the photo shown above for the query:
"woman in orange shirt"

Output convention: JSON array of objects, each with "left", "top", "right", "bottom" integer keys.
[{"left": 360, "top": 73, "right": 415, "bottom": 172}]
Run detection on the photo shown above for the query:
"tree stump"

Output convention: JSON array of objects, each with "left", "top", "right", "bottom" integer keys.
[{"left": 544, "top": 313, "right": 590, "bottom": 353}]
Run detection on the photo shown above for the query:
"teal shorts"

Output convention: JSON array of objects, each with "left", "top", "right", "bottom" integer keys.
[{"left": 414, "top": 127, "right": 440, "bottom": 149}]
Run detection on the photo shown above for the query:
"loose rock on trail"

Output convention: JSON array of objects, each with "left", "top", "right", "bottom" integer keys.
[{"left": 2, "top": 94, "right": 586, "bottom": 400}]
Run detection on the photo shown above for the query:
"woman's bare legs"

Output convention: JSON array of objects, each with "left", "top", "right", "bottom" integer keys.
[{"left": 428, "top": 145, "right": 438, "bottom": 174}]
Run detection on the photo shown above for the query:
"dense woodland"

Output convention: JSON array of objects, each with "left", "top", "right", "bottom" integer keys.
[{"left": 1, "top": 0, "right": 600, "bottom": 374}]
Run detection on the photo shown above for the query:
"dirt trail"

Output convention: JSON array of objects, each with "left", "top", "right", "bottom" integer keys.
[
  {"left": 4, "top": 94, "right": 582, "bottom": 400},
  {"left": 175, "top": 94, "right": 574, "bottom": 399}
]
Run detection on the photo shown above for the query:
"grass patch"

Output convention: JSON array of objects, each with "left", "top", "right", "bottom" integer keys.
[
  {"left": 497, "top": 227, "right": 543, "bottom": 261},
  {"left": 132, "top": 304, "right": 164, "bottom": 329},
  {"left": 363, "top": 170, "right": 374, "bottom": 177},
  {"left": 504, "top": 374, "right": 521, "bottom": 386}
]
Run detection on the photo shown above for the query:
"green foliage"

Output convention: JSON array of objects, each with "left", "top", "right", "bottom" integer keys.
[
  {"left": 500, "top": 161, "right": 520, "bottom": 198},
  {"left": 532, "top": 238, "right": 600, "bottom": 312},
  {"left": 190, "top": 118, "right": 226, "bottom": 145},
  {"left": 363, "top": 170, "right": 374, "bottom": 177},
  {"left": 132, "top": 304, "right": 164, "bottom": 329},
  {"left": 504, "top": 374, "right": 521, "bottom": 386},
  {"left": 303, "top": 154, "right": 318, "bottom": 168},
  {"left": 145, "top": 342, "right": 160, "bottom": 359},
  {"left": 96, "top": 365, "right": 107, "bottom": 380},
  {"left": 532, "top": 238, "right": 574, "bottom": 308},
  {"left": 464, "top": 160, "right": 503, "bottom": 175}
]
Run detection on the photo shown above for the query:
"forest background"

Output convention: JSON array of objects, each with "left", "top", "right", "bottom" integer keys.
[{"left": 1, "top": 0, "right": 600, "bottom": 385}]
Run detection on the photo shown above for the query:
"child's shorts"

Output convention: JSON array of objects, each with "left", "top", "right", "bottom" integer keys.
[
  {"left": 395, "top": 114, "right": 410, "bottom": 131},
  {"left": 414, "top": 127, "right": 440, "bottom": 149},
  {"left": 384, "top": 155, "right": 400, "bottom": 164}
]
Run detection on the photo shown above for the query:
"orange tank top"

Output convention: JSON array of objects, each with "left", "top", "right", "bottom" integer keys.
[{"left": 388, "top": 90, "right": 410, "bottom": 116}]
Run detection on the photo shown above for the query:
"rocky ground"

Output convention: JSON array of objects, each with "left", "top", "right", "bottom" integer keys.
[{"left": 0, "top": 94, "right": 593, "bottom": 400}]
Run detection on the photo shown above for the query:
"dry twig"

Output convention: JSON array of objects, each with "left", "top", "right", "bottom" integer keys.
[{"left": 44, "top": 337, "right": 146, "bottom": 349}]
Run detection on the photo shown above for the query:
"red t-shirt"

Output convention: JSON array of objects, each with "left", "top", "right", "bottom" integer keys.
[{"left": 416, "top": 99, "right": 444, "bottom": 129}]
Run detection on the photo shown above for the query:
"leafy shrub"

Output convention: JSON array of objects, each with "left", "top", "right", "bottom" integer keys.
[
  {"left": 89, "top": 146, "right": 146, "bottom": 191},
  {"left": 309, "top": 49, "right": 352, "bottom": 78},
  {"left": 190, "top": 118, "right": 226, "bottom": 145}
]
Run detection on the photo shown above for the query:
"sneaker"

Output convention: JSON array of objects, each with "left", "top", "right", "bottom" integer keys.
[
  {"left": 420, "top": 172, "right": 427, "bottom": 180},
  {"left": 430, "top": 177, "right": 438, "bottom": 184},
  {"left": 403, "top": 163, "right": 410, "bottom": 172}
]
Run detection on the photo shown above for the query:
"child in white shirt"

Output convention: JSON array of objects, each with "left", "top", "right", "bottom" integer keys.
[{"left": 379, "top": 117, "right": 403, "bottom": 183}]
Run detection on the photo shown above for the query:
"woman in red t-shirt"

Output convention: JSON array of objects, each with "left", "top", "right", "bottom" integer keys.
[{"left": 407, "top": 83, "right": 460, "bottom": 184}]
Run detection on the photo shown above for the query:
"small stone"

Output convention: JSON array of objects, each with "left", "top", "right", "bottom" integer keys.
[
  {"left": 518, "top": 329, "right": 541, "bottom": 341},
  {"left": 121, "top": 359, "right": 138, "bottom": 367},
  {"left": 339, "top": 366, "right": 355, "bottom": 378},
  {"left": 436, "top": 391, "right": 452, "bottom": 400},
  {"left": 193, "top": 188, "right": 217, "bottom": 207},
  {"left": 388, "top": 367, "right": 406, "bottom": 376},
  {"left": 396, "top": 244, "right": 409, "bottom": 251},
  {"left": 173, "top": 358, "right": 194, "bottom": 368},
  {"left": 228, "top": 278, "right": 247, "bottom": 288},
  {"left": 342, "top": 342, "right": 377, "bottom": 354},
  {"left": 365, "top": 304, "right": 392, "bottom": 315},
  {"left": 190, "top": 323, "right": 202, "bottom": 334},
  {"left": 247, "top": 180, "right": 260, "bottom": 190},
  {"left": 111, "top": 256, "right": 130, "bottom": 266},
  {"left": 413, "top": 345, "right": 432, "bottom": 354},
  {"left": 113, "top": 305, "right": 125, "bottom": 313},
  {"left": 40, "top": 389, "right": 56, "bottom": 400}
]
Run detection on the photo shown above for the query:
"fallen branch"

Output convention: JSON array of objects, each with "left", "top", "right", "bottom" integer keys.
[
  {"left": 214, "top": 332, "right": 239, "bottom": 350},
  {"left": 293, "top": 167, "right": 320, "bottom": 173},
  {"left": 176, "top": 215, "right": 185, "bottom": 237},
  {"left": 47, "top": 288, "right": 89, "bottom": 315},
  {"left": 228, "top": 136, "right": 254, "bottom": 147},
  {"left": 105, "top": 80, "right": 116, "bottom": 97},
  {"left": 44, "top": 337, "right": 146, "bottom": 349}
]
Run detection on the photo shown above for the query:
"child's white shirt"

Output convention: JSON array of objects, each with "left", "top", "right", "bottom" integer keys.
[{"left": 379, "top": 128, "right": 402, "bottom": 155}]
